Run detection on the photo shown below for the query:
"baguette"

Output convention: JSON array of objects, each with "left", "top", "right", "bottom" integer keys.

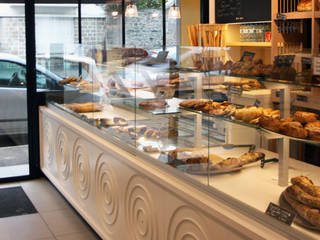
[
  {"left": 65, "top": 102, "right": 103, "bottom": 113},
  {"left": 286, "top": 185, "right": 320, "bottom": 209},
  {"left": 211, "top": 152, "right": 264, "bottom": 170},
  {"left": 291, "top": 176, "right": 320, "bottom": 198},
  {"left": 284, "top": 189, "right": 320, "bottom": 227}
]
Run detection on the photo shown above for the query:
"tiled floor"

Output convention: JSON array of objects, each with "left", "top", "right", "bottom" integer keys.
[{"left": 0, "top": 178, "right": 101, "bottom": 240}]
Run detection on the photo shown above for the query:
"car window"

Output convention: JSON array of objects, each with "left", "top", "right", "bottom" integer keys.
[
  {"left": 0, "top": 61, "right": 26, "bottom": 87},
  {"left": 63, "top": 60, "right": 91, "bottom": 80},
  {"left": 36, "top": 71, "right": 48, "bottom": 89}
]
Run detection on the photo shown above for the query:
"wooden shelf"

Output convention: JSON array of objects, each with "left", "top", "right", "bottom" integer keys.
[
  {"left": 225, "top": 42, "right": 272, "bottom": 47},
  {"left": 277, "top": 11, "right": 312, "bottom": 19},
  {"left": 314, "top": 11, "right": 320, "bottom": 18}
]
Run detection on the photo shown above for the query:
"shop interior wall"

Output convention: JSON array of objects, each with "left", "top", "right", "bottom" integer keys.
[{"left": 180, "top": 0, "right": 200, "bottom": 46}]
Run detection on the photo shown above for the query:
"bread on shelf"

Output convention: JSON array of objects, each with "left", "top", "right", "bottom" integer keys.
[
  {"left": 283, "top": 176, "right": 320, "bottom": 228},
  {"left": 64, "top": 102, "right": 103, "bottom": 113},
  {"left": 293, "top": 111, "right": 318, "bottom": 124},
  {"left": 305, "top": 121, "right": 320, "bottom": 141},
  {"left": 280, "top": 121, "right": 308, "bottom": 139}
]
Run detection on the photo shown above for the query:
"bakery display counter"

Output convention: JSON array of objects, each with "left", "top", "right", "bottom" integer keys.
[
  {"left": 40, "top": 45, "right": 320, "bottom": 240},
  {"left": 40, "top": 103, "right": 320, "bottom": 240}
]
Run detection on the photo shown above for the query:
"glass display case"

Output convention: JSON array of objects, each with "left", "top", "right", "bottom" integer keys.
[{"left": 44, "top": 45, "right": 320, "bottom": 239}]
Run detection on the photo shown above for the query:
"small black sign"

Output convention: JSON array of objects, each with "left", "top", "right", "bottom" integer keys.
[
  {"left": 156, "top": 51, "right": 169, "bottom": 61},
  {"left": 274, "top": 55, "right": 295, "bottom": 67},
  {"left": 276, "top": 13, "right": 287, "bottom": 20},
  {"left": 296, "top": 95, "right": 308, "bottom": 102},
  {"left": 265, "top": 202, "right": 295, "bottom": 225},
  {"left": 254, "top": 99, "right": 261, "bottom": 107},
  {"left": 240, "top": 51, "right": 256, "bottom": 62}
]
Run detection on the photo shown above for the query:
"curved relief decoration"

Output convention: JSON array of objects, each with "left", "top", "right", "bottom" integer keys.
[
  {"left": 56, "top": 127, "right": 70, "bottom": 180},
  {"left": 72, "top": 138, "right": 91, "bottom": 200},
  {"left": 94, "top": 154, "right": 119, "bottom": 234},
  {"left": 125, "top": 175, "right": 158, "bottom": 240},
  {"left": 43, "top": 119, "right": 54, "bottom": 166},
  {"left": 167, "top": 206, "right": 209, "bottom": 240}
]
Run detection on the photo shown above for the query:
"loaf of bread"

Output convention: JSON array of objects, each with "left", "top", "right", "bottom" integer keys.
[
  {"left": 259, "top": 116, "right": 281, "bottom": 132},
  {"left": 286, "top": 184, "right": 320, "bottom": 209},
  {"left": 297, "top": 0, "right": 312, "bottom": 11},
  {"left": 305, "top": 121, "right": 320, "bottom": 141},
  {"left": 65, "top": 102, "right": 103, "bottom": 113},
  {"left": 291, "top": 176, "right": 320, "bottom": 198},
  {"left": 284, "top": 189, "right": 320, "bottom": 227},
  {"left": 293, "top": 111, "right": 318, "bottom": 124},
  {"left": 211, "top": 152, "right": 265, "bottom": 170},
  {"left": 280, "top": 121, "right": 308, "bottom": 139}
]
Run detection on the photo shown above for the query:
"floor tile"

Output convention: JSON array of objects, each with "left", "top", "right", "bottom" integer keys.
[
  {"left": 41, "top": 208, "right": 92, "bottom": 236},
  {"left": 0, "top": 214, "right": 54, "bottom": 240},
  {"left": 21, "top": 178, "right": 56, "bottom": 194},
  {"left": 25, "top": 186, "right": 70, "bottom": 213},
  {"left": 56, "top": 231, "right": 100, "bottom": 240}
]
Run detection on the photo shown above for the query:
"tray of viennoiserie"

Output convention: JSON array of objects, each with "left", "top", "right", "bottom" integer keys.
[
  {"left": 280, "top": 176, "right": 320, "bottom": 231},
  {"left": 59, "top": 77, "right": 100, "bottom": 92},
  {"left": 179, "top": 99, "right": 320, "bottom": 143},
  {"left": 159, "top": 148, "right": 265, "bottom": 175}
]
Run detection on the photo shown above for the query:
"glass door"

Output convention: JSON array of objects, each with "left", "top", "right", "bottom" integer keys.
[{"left": 0, "top": 3, "right": 29, "bottom": 178}]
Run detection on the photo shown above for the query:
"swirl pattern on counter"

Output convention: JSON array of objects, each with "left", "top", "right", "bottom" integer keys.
[
  {"left": 94, "top": 153, "right": 119, "bottom": 233},
  {"left": 44, "top": 119, "right": 54, "bottom": 166},
  {"left": 72, "top": 138, "right": 91, "bottom": 200},
  {"left": 125, "top": 175, "right": 158, "bottom": 240},
  {"left": 56, "top": 127, "right": 70, "bottom": 180},
  {"left": 167, "top": 206, "right": 209, "bottom": 240}
]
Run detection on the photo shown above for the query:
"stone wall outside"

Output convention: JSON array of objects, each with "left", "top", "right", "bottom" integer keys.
[
  {"left": 0, "top": 11, "right": 178, "bottom": 57},
  {"left": 0, "top": 17, "right": 26, "bottom": 57}
]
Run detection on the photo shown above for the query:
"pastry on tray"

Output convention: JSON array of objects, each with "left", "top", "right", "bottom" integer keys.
[
  {"left": 113, "top": 117, "right": 128, "bottom": 126},
  {"left": 283, "top": 176, "right": 320, "bottom": 228},
  {"left": 139, "top": 100, "right": 168, "bottom": 110},
  {"left": 64, "top": 102, "right": 103, "bottom": 113},
  {"left": 280, "top": 121, "right": 308, "bottom": 139},
  {"left": 293, "top": 111, "right": 318, "bottom": 124},
  {"left": 210, "top": 152, "right": 265, "bottom": 170},
  {"left": 305, "top": 121, "right": 320, "bottom": 141},
  {"left": 166, "top": 149, "right": 265, "bottom": 173},
  {"left": 59, "top": 76, "right": 78, "bottom": 85},
  {"left": 143, "top": 146, "right": 160, "bottom": 153}
]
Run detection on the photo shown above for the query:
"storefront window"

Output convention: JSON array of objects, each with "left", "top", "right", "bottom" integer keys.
[{"left": 125, "top": 0, "right": 163, "bottom": 49}]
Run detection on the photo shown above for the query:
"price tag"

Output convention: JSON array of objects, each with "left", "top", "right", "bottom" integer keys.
[
  {"left": 265, "top": 202, "right": 295, "bottom": 226},
  {"left": 254, "top": 99, "right": 261, "bottom": 107},
  {"left": 228, "top": 86, "right": 243, "bottom": 96},
  {"left": 313, "top": 57, "right": 320, "bottom": 76}
]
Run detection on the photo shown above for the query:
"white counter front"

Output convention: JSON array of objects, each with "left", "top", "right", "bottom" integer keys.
[{"left": 39, "top": 105, "right": 315, "bottom": 240}]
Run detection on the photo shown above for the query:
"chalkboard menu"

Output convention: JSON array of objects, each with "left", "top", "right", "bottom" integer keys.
[
  {"left": 215, "top": 0, "right": 271, "bottom": 24},
  {"left": 215, "top": 0, "right": 241, "bottom": 23}
]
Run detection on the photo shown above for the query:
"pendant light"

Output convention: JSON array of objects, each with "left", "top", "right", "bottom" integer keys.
[
  {"left": 168, "top": 2, "right": 180, "bottom": 19},
  {"left": 125, "top": 1, "right": 138, "bottom": 17},
  {"left": 111, "top": 11, "right": 119, "bottom": 18}
]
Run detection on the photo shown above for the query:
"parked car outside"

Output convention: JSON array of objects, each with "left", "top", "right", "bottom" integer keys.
[{"left": 0, "top": 53, "right": 106, "bottom": 142}]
